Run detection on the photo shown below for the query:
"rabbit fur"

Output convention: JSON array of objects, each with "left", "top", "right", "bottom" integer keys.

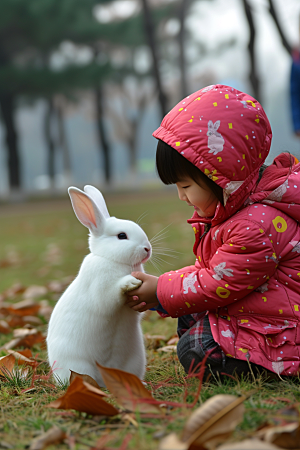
[{"left": 47, "top": 185, "right": 151, "bottom": 387}]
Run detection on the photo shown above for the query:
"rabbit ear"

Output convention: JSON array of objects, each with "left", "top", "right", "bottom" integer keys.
[
  {"left": 68, "top": 187, "right": 106, "bottom": 235},
  {"left": 83, "top": 185, "right": 110, "bottom": 219},
  {"left": 207, "top": 120, "right": 214, "bottom": 128},
  {"left": 213, "top": 120, "right": 220, "bottom": 130}
]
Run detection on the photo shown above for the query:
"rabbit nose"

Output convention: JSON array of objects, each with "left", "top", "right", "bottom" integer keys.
[{"left": 144, "top": 247, "right": 150, "bottom": 253}]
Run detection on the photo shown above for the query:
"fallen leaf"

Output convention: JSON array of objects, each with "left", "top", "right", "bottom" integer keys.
[
  {"left": 0, "top": 328, "right": 45, "bottom": 350},
  {"left": 0, "top": 354, "right": 15, "bottom": 376},
  {"left": 13, "top": 328, "right": 45, "bottom": 346},
  {"left": 159, "top": 395, "right": 245, "bottom": 450},
  {"left": 0, "top": 302, "right": 11, "bottom": 315},
  {"left": 167, "top": 335, "right": 179, "bottom": 345},
  {"left": 70, "top": 371, "right": 106, "bottom": 391},
  {"left": 258, "top": 422, "right": 300, "bottom": 448},
  {"left": 96, "top": 362, "right": 162, "bottom": 414},
  {"left": 47, "top": 280, "right": 65, "bottom": 293},
  {"left": 157, "top": 345, "right": 177, "bottom": 353},
  {"left": 29, "top": 425, "right": 66, "bottom": 450},
  {"left": 159, "top": 433, "right": 188, "bottom": 450},
  {"left": 217, "top": 438, "right": 282, "bottom": 450},
  {"left": 7, "top": 350, "right": 38, "bottom": 367},
  {"left": 144, "top": 334, "right": 167, "bottom": 349},
  {"left": 5, "top": 282, "right": 26, "bottom": 298},
  {"left": 0, "top": 320, "right": 10, "bottom": 334},
  {"left": 22, "top": 316, "right": 43, "bottom": 326},
  {"left": 7, "top": 299, "right": 40, "bottom": 317},
  {"left": 47, "top": 376, "right": 119, "bottom": 416},
  {"left": 23, "top": 285, "right": 48, "bottom": 300},
  {"left": 15, "top": 348, "right": 33, "bottom": 358},
  {"left": 6, "top": 316, "right": 26, "bottom": 328}
]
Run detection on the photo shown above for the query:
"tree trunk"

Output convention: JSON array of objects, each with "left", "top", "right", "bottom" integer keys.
[
  {"left": 140, "top": 0, "right": 168, "bottom": 117},
  {"left": 178, "top": 0, "right": 189, "bottom": 99},
  {"left": 56, "top": 100, "right": 72, "bottom": 186},
  {"left": 128, "top": 122, "right": 138, "bottom": 175},
  {"left": 95, "top": 85, "right": 111, "bottom": 184},
  {"left": 242, "top": 0, "right": 260, "bottom": 101},
  {"left": 0, "top": 92, "right": 21, "bottom": 190},
  {"left": 267, "top": 0, "right": 292, "bottom": 55},
  {"left": 44, "top": 98, "right": 56, "bottom": 187}
]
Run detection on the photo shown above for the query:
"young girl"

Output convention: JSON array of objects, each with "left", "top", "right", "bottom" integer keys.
[{"left": 126, "top": 84, "right": 300, "bottom": 378}]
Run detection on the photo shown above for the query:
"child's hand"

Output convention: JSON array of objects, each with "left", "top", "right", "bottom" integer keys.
[{"left": 125, "top": 272, "right": 159, "bottom": 312}]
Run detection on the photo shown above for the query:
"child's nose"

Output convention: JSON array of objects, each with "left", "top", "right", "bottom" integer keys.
[{"left": 177, "top": 187, "right": 186, "bottom": 202}]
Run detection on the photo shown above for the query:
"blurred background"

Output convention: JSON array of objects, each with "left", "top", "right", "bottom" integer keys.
[{"left": 0, "top": 0, "right": 300, "bottom": 201}]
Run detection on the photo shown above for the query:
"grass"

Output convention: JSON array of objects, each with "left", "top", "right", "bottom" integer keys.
[{"left": 0, "top": 188, "right": 299, "bottom": 449}]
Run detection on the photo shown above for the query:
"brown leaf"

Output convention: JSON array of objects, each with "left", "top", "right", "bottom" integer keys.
[
  {"left": 7, "top": 299, "right": 40, "bottom": 317},
  {"left": 0, "top": 354, "right": 15, "bottom": 376},
  {"left": 258, "top": 422, "right": 300, "bottom": 448},
  {"left": 4, "top": 282, "right": 26, "bottom": 299},
  {"left": 7, "top": 350, "right": 38, "bottom": 367},
  {"left": 69, "top": 371, "right": 107, "bottom": 392},
  {"left": 29, "top": 425, "right": 66, "bottom": 450},
  {"left": 0, "top": 328, "right": 45, "bottom": 350},
  {"left": 6, "top": 315, "right": 25, "bottom": 328},
  {"left": 96, "top": 362, "right": 161, "bottom": 414},
  {"left": 13, "top": 328, "right": 45, "bottom": 347},
  {"left": 15, "top": 348, "right": 33, "bottom": 358},
  {"left": 159, "top": 395, "right": 245, "bottom": 450},
  {"left": 47, "top": 376, "right": 119, "bottom": 416},
  {"left": 217, "top": 438, "right": 282, "bottom": 450},
  {"left": 0, "top": 320, "right": 10, "bottom": 334}
]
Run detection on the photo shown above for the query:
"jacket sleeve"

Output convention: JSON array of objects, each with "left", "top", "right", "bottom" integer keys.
[
  {"left": 156, "top": 220, "right": 278, "bottom": 317},
  {"left": 155, "top": 264, "right": 196, "bottom": 317}
]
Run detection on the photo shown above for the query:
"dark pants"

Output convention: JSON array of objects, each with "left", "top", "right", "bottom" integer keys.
[{"left": 176, "top": 314, "right": 277, "bottom": 380}]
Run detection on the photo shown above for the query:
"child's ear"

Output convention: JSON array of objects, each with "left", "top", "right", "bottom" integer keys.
[{"left": 68, "top": 187, "right": 106, "bottom": 236}]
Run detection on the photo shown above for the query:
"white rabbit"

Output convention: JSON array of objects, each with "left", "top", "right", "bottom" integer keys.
[
  {"left": 207, "top": 120, "right": 225, "bottom": 155},
  {"left": 47, "top": 185, "right": 151, "bottom": 387}
]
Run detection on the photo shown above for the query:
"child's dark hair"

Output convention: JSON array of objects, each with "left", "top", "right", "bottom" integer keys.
[{"left": 156, "top": 140, "right": 224, "bottom": 205}]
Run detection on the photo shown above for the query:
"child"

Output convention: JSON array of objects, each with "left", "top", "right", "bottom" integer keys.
[{"left": 126, "top": 84, "right": 300, "bottom": 378}]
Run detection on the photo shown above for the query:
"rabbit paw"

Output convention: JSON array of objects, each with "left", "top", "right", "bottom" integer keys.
[{"left": 120, "top": 275, "right": 142, "bottom": 294}]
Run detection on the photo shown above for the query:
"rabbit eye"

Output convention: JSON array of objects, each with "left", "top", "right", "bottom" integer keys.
[{"left": 118, "top": 232, "right": 128, "bottom": 240}]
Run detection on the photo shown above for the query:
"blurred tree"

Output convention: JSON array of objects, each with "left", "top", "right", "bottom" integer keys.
[
  {"left": 267, "top": 0, "right": 292, "bottom": 55},
  {"left": 178, "top": 0, "right": 191, "bottom": 99},
  {"left": 242, "top": 0, "right": 260, "bottom": 101},
  {"left": 106, "top": 77, "right": 155, "bottom": 177},
  {"left": 0, "top": 0, "right": 179, "bottom": 191},
  {"left": 141, "top": 0, "right": 168, "bottom": 117}
]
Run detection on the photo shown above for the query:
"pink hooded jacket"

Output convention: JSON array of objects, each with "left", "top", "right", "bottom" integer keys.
[{"left": 153, "top": 84, "right": 300, "bottom": 376}]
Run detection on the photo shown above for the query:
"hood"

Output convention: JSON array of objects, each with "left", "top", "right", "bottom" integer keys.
[
  {"left": 247, "top": 152, "right": 300, "bottom": 222},
  {"left": 152, "top": 84, "right": 272, "bottom": 226}
]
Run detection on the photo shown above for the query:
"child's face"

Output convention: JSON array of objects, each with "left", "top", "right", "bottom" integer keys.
[{"left": 176, "top": 177, "right": 219, "bottom": 217}]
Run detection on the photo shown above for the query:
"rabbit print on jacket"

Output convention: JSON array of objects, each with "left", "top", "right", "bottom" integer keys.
[{"left": 47, "top": 185, "right": 151, "bottom": 387}]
